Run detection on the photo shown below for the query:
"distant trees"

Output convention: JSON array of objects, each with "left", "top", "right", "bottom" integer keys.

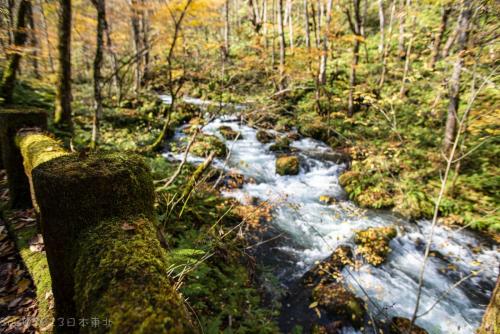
[
  {"left": 54, "top": 0, "right": 73, "bottom": 131},
  {"left": 1, "top": 0, "right": 31, "bottom": 104},
  {"left": 345, "top": 0, "right": 363, "bottom": 116}
]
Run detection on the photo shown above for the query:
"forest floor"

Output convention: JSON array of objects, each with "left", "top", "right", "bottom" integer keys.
[{"left": 0, "top": 171, "right": 42, "bottom": 334}]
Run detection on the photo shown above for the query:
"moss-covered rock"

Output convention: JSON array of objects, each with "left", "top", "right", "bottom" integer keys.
[
  {"left": 218, "top": 125, "right": 242, "bottom": 140},
  {"left": 312, "top": 281, "right": 365, "bottom": 325},
  {"left": 269, "top": 136, "right": 290, "bottom": 152},
  {"left": 191, "top": 134, "right": 227, "bottom": 158},
  {"left": 354, "top": 226, "right": 397, "bottom": 266},
  {"left": 389, "top": 317, "right": 428, "bottom": 334},
  {"left": 297, "top": 117, "right": 329, "bottom": 142},
  {"left": 0, "top": 107, "right": 47, "bottom": 208},
  {"left": 256, "top": 130, "right": 275, "bottom": 143},
  {"left": 31, "top": 152, "right": 195, "bottom": 333},
  {"left": 276, "top": 155, "right": 299, "bottom": 175},
  {"left": 319, "top": 195, "right": 337, "bottom": 205},
  {"left": 303, "top": 246, "right": 353, "bottom": 286}
]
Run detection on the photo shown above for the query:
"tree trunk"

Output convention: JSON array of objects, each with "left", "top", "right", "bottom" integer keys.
[
  {"left": 90, "top": 0, "right": 105, "bottom": 149},
  {"left": 224, "top": 0, "right": 230, "bottom": 58},
  {"left": 378, "top": 0, "right": 385, "bottom": 56},
  {"left": 346, "top": 0, "right": 362, "bottom": 117},
  {"left": 104, "top": 16, "right": 120, "bottom": 98},
  {"left": 141, "top": 5, "right": 150, "bottom": 87},
  {"left": 277, "top": 0, "right": 286, "bottom": 90},
  {"left": 429, "top": 5, "right": 451, "bottom": 70},
  {"left": 129, "top": 0, "right": 142, "bottom": 94},
  {"left": 378, "top": 0, "right": 395, "bottom": 90},
  {"left": 54, "top": 0, "right": 73, "bottom": 131},
  {"left": 443, "top": 0, "right": 472, "bottom": 153},
  {"left": 287, "top": 0, "right": 293, "bottom": 52},
  {"left": 1, "top": 0, "right": 31, "bottom": 104},
  {"left": 26, "top": 2, "right": 40, "bottom": 79},
  {"left": 304, "top": 0, "right": 311, "bottom": 49},
  {"left": 397, "top": 0, "right": 409, "bottom": 59},
  {"left": 399, "top": 17, "right": 415, "bottom": 97},
  {"left": 37, "top": 0, "right": 55, "bottom": 73},
  {"left": 318, "top": 0, "right": 333, "bottom": 85}
]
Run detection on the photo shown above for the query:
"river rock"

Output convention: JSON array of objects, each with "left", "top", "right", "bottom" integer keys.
[
  {"left": 256, "top": 130, "right": 275, "bottom": 143},
  {"left": 269, "top": 136, "right": 291, "bottom": 152},
  {"left": 191, "top": 134, "right": 227, "bottom": 158},
  {"left": 389, "top": 317, "right": 428, "bottom": 334},
  {"left": 312, "top": 281, "right": 365, "bottom": 325},
  {"left": 218, "top": 125, "right": 242, "bottom": 140},
  {"left": 303, "top": 246, "right": 353, "bottom": 286},
  {"left": 305, "top": 150, "right": 351, "bottom": 166},
  {"left": 354, "top": 226, "right": 397, "bottom": 266},
  {"left": 276, "top": 155, "right": 299, "bottom": 175},
  {"left": 319, "top": 195, "right": 337, "bottom": 205}
]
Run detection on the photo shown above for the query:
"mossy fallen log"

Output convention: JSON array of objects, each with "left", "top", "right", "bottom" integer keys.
[
  {"left": 0, "top": 107, "right": 47, "bottom": 208},
  {"left": 16, "top": 135, "right": 194, "bottom": 333}
]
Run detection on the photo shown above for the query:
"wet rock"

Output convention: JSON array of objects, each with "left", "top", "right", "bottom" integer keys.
[
  {"left": 256, "top": 130, "right": 275, "bottom": 143},
  {"left": 303, "top": 246, "right": 353, "bottom": 286},
  {"left": 319, "top": 195, "right": 337, "bottom": 205},
  {"left": 311, "top": 321, "right": 343, "bottom": 334},
  {"left": 306, "top": 150, "right": 351, "bottom": 165},
  {"left": 191, "top": 134, "right": 227, "bottom": 158},
  {"left": 218, "top": 125, "right": 242, "bottom": 140},
  {"left": 219, "top": 171, "right": 245, "bottom": 190},
  {"left": 354, "top": 226, "right": 397, "bottom": 266},
  {"left": 287, "top": 132, "right": 301, "bottom": 141},
  {"left": 276, "top": 155, "right": 300, "bottom": 175},
  {"left": 269, "top": 137, "right": 291, "bottom": 152},
  {"left": 312, "top": 281, "right": 365, "bottom": 325},
  {"left": 389, "top": 317, "right": 428, "bottom": 334}
]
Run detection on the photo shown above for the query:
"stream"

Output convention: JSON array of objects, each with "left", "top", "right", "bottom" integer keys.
[{"left": 160, "top": 95, "right": 499, "bottom": 334}]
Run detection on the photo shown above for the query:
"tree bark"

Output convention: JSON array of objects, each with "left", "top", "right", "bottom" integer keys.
[
  {"left": 37, "top": 0, "right": 55, "bottom": 73},
  {"left": 346, "top": 0, "right": 362, "bottom": 117},
  {"left": 378, "top": 0, "right": 385, "bottom": 56},
  {"left": 318, "top": 0, "right": 333, "bottom": 85},
  {"left": 90, "top": 0, "right": 105, "bottom": 149},
  {"left": 378, "top": 0, "right": 395, "bottom": 90},
  {"left": 287, "top": 0, "right": 293, "bottom": 52},
  {"left": 429, "top": 5, "right": 452, "bottom": 70},
  {"left": 129, "top": 0, "right": 142, "bottom": 94},
  {"left": 277, "top": 0, "right": 286, "bottom": 90},
  {"left": 224, "top": 0, "right": 230, "bottom": 58},
  {"left": 443, "top": 0, "right": 472, "bottom": 153},
  {"left": 477, "top": 276, "right": 499, "bottom": 334},
  {"left": 1, "top": 0, "right": 31, "bottom": 104},
  {"left": 304, "top": 0, "right": 311, "bottom": 49},
  {"left": 54, "top": 0, "right": 73, "bottom": 131},
  {"left": 26, "top": 2, "right": 40, "bottom": 79}
]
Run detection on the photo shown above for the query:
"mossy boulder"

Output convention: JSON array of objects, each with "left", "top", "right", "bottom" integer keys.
[
  {"left": 298, "top": 117, "right": 329, "bottom": 142},
  {"left": 276, "top": 155, "right": 300, "bottom": 175},
  {"left": 0, "top": 107, "right": 47, "bottom": 208},
  {"left": 303, "top": 246, "right": 353, "bottom": 286},
  {"left": 256, "top": 130, "right": 275, "bottom": 143},
  {"left": 182, "top": 117, "right": 205, "bottom": 134},
  {"left": 218, "top": 125, "right": 242, "bottom": 140},
  {"left": 191, "top": 134, "right": 227, "bottom": 158},
  {"left": 312, "top": 281, "right": 365, "bottom": 325},
  {"left": 269, "top": 136, "right": 291, "bottom": 152},
  {"left": 389, "top": 317, "right": 428, "bottom": 334},
  {"left": 30, "top": 152, "right": 194, "bottom": 333},
  {"left": 354, "top": 226, "right": 397, "bottom": 266}
]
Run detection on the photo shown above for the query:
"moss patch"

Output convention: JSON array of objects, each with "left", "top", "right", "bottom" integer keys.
[
  {"left": 354, "top": 226, "right": 397, "bottom": 266},
  {"left": 190, "top": 134, "right": 227, "bottom": 158},
  {"left": 276, "top": 155, "right": 300, "bottom": 176}
]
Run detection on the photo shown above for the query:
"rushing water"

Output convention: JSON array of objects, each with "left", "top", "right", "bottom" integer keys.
[{"left": 160, "top": 96, "right": 499, "bottom": 334}]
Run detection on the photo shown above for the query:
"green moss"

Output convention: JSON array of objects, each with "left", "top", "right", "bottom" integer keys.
[
  {"left": 276, "top": 155, "right": 300, "bottom": 176},
  {"left": 256, "top": 130, "right": 275, "bottom": 143},
  {"left": 0, "top": 107, "right": 48, "bottom": 208},
  {"left": 74, "top": 215, "right": 194, "bottom": 333},
  {"left": 269, "top": 137, "right": 290, "bottom": 152},
  {"left": 190, "top": 134, "right": 227, "bottom": 158},
  {"left": 218, "top": 125, "right": 242, "bottom": 140}
]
